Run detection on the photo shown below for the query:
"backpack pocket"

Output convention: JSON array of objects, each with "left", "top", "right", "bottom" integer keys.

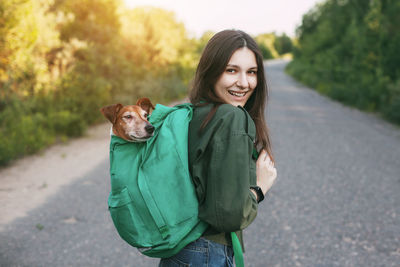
[{"left": 108, "top": 187, "right": 158, "bottom": 248}]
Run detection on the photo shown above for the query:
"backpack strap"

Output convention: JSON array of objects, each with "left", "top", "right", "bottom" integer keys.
[
  {"left": 238, "top": 106, "right": 259, "bottom": 160},
  {"left": 231, "top": 232, "right": 244, "bottom": 267},
  {"left": 237, "top": 106, "right": 255, "bottom": 142},
  {"left": 232, "top": 107, "right": 255, "bottom": 267}
]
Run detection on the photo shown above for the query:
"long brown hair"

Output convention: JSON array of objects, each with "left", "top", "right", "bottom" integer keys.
[{"left": 189, "top": 29, "right": 274, "bottom": 161}]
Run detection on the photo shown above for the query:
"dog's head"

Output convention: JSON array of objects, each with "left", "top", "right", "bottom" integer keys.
[{"left": 100, "top": 98, "right": 155, "bottom": 142}]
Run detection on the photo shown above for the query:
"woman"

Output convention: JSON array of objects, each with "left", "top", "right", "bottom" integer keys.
[{"left": 159, "top": 29, "right": 277, "bottom": 267}]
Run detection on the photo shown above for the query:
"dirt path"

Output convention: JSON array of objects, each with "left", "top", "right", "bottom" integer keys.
[{"left": 0, "top": 122, "right": 110, "bottom": 231}]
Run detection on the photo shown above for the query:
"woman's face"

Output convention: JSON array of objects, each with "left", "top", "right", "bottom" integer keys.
[{"left": 214, "top": 47, "right": 258, "bottom": 107}]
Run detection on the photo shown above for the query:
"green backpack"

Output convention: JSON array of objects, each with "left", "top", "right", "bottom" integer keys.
[{"left": 107, "top": 103, "right": 244, "bottom": 265}]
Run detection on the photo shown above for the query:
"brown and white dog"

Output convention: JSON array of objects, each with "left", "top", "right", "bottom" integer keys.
[{"left": 100, "top": 98, "right": 155, "bottom": 142}]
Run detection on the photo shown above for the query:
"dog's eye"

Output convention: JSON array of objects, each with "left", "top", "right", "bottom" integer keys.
[
  {"left": 144, "top": 113, "right": 148, "bottom": 118},
  {"left": 124, "top": 115, "right": 133, "bottom": 119}
]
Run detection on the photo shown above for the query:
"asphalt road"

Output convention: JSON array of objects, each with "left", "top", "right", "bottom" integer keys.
[{"left": 1, "top": 60, "right": 399, "bottom": 267}]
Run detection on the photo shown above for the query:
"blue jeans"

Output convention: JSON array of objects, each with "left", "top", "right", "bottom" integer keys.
[{"left": 158, "top": 237, "right": 234, "bottom": 267}]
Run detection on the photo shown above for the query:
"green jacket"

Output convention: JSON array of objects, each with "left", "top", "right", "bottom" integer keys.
[{"left": 188, "top": 103, "right": 259, "bottom": 247}]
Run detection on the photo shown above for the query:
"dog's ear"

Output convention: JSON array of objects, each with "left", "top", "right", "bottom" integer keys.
[
  {"left": 100, "top": 103, "right": 123, "bottom": 124},
  {"left": 136, "top": 98, "right": 155, "bottom": 114}
]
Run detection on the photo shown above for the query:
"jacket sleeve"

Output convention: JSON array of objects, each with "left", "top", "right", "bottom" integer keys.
[{"left": 197, "top": 108, "right": 258, "bottom": 232}]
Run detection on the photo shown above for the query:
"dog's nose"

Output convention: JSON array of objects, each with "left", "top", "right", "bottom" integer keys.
[{"left": 145, "top": 124, "right": 155, "bottom": 134}]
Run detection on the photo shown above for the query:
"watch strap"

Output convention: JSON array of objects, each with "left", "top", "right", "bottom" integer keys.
[{"left": 250, "top": 186, "right": 265, "bottom": 203}]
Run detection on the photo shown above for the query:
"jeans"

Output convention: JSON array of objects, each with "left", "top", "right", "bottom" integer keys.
[{"left": 158, "top": 237, "right": 234, "bottom": 267}]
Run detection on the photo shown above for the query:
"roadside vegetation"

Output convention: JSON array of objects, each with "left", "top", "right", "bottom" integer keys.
[
  {"left": 0, "top": 0, "right": 293, "bottom": 165},
  {"left": 287, "top": 0, "right": 400, "bottom": 125},
  {"left": 256, "top": 33, "right": 293, "bottom": 60}
]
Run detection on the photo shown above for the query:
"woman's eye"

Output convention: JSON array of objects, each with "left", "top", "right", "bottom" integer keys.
[
  {"left": 226, "top": 68, "right": 236, "bottom": 73},
  {"left": 248, "top": 70, "right": 257, "bottom": 75}
]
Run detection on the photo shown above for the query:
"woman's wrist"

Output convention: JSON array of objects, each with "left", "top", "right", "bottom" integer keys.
[{"left": 256, "top": 182, "right": 268, "bottom": 195}]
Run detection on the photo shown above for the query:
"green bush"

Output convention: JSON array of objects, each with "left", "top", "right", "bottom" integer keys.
[
  {"left": 48, "top": 111, "right": 87, "bottom": 137},
  {"left": 258, "top": 43, "right": 273, "bottom": 59},
  {"left": 287, "top": 0, "right": 400, "bottom": 124},
  {"left": 384, "top": 80, "right": 400, "bottom": 124},
  {"left": 0, "top": 107, "right": 55, "bottom": 165},
  {"left": 274, "top": 34, "right": 293, "bottom": 55}
]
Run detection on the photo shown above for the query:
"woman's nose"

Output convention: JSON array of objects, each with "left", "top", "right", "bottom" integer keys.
[{"left": 236, "top": 72, "right": 249, "bottom": 88}]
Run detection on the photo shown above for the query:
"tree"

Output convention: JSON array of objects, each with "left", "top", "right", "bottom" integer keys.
[
  {"left": 255, "top": 33, "right": 279, "bottom": 58},
  {"left": 120, "top": 6, "right": 189, "bottom": 68},
  {"left": 287, "top": 0, "right": 400, "bottom": 122},
  {"left": 0, "top": 0, "right": 61, "bottom": 97},
  {"left": 274, "top": 33, "right": 293, "bottom": 55},
  {"left": 258, "top": 43, "right": 273, "bottom": 59}
]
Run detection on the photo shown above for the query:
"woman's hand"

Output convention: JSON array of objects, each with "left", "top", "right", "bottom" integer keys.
[{"left": 255, "top": 149, "right": 277, "bottom": 195}]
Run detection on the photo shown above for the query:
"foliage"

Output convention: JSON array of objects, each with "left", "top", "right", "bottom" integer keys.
[
  {"left": 0, "top": 0, "right": 198, "bottom": 165},
  {"left": 274, "top": 33, "right": 293, "bottom": 55},
  {"left": 287, "top": 0, "right": 400, "bottom": 123},
  {"left": 258, "top": 42, "right": 274, "bottom": 60},
  {"left": 254, "top": 32, "right": 293, "bottom": 59},
  {"left": 255, "top": 33, "right": 280, "bottom": 58}
]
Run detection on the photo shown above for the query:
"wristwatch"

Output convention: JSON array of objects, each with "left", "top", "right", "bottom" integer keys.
[{"left": 250, "top": 186, "right": 265, "bottom": 203}]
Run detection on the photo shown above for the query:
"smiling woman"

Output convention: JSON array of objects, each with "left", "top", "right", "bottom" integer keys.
[{"left": 159, "top": 29, "right": 278, "bottom": 267}]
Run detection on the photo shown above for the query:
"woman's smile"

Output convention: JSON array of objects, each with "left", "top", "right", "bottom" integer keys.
[{"left": 228, "top": 90, "right": 249, "bottom": 97}]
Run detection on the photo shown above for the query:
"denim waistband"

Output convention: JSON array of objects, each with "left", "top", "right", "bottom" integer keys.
[{"left": 159, "top": 237, "right": 234, "bottom": 267}]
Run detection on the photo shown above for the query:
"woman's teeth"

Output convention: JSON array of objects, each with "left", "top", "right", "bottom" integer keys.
[{"left": 228, "top": 90, "right": 246, "bottom": 97}]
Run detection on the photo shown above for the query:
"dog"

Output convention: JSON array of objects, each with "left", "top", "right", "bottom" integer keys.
[{"left": 100, "top": 98, "right": 155, "bottom": 142}]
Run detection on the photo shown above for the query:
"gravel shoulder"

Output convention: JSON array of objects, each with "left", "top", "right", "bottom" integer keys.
[{"left": 0, "top": 122, "right": 110, "bottom": 230}]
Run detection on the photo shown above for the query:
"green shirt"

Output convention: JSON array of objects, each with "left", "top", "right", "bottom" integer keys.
[{"left": 188, "top": 103, "right": 258, "bottom": 247}]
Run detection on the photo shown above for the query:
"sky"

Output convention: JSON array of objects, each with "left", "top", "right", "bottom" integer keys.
[{"left": 124, "top": 0, "right": 325, "bottom": 38}]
